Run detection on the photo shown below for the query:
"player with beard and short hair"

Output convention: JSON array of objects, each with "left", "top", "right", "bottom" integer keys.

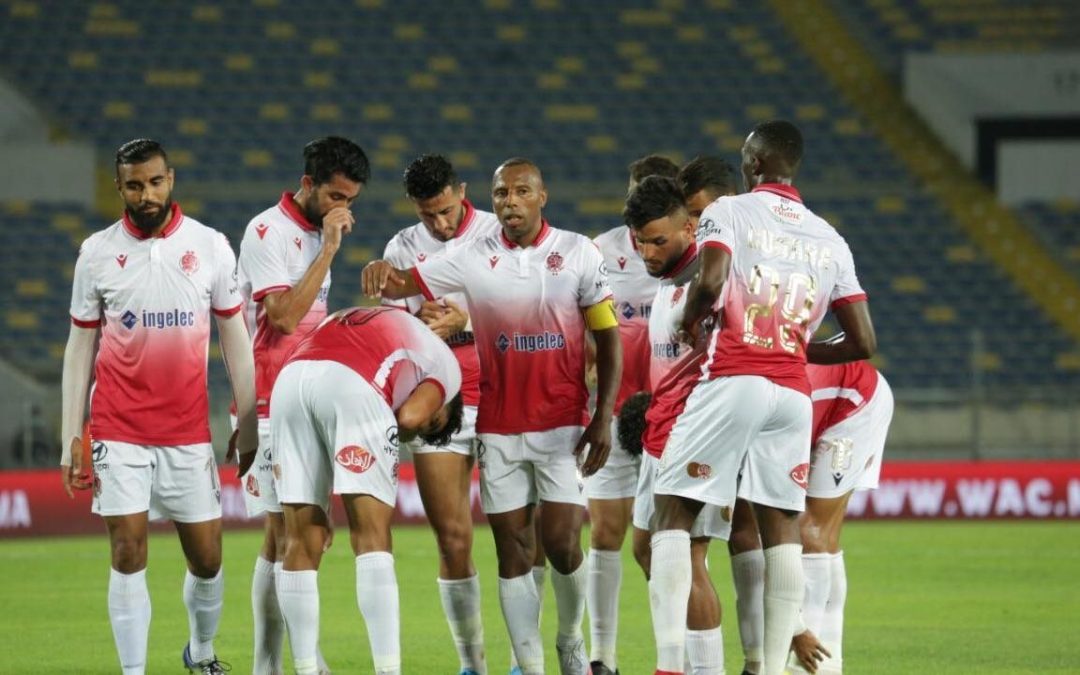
[
  {"left": 381, "top": 154, "right": 501, "bottom": 675},
  {"left": 235, "top": 135, "right": 369, "bottom": 675},
  {"left": 61, "top": 138, "right": 258, "bottom": 674}
]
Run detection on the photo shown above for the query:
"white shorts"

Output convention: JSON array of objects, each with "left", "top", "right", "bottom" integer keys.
[
  {"left": 90, "top": 440, "right": 222, "bottom": 523},
  {"left": 656, "top": 376, "right": 812, "bottom": 512},
  {"left": 807, "top": 376, "right": 894, "bottom": 499},
  {"left": 232, "top": 416, "right": 283, "bottom": 518},
  {"left": 633, "top": 453, "right": 731, "bottom": 540},
  {"left": 410, "top": 404, "right": 479, "bottom": 457},
  {"left": 271, "top": 360, "right": 400, "bottom": 512},
  {"left": 585, "top": 416, "right": 641, "bottom": 500},
  {"left": 476, "top": 426, "right": 586, "bottom": 514}
]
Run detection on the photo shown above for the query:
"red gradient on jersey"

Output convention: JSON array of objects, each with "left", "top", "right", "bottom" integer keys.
[
  {"left": 615, "top": 320, "right": 650, "bottom": 414},
  {"left": 251, "top": 300, "right": 327, "bottom": 417},
  {"left": 808, "top": 361, "right": 880, "bottom": 442},
  {"left": 643, "top": 347, "right": 707, "bottom": 458},
  {"left": 450, "top": 342, "right": 481, "bottom": 406}
]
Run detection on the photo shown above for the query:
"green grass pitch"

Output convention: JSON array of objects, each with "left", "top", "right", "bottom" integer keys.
[{"left": 1, "top": 521, "right": 1077, "bottom": 673}]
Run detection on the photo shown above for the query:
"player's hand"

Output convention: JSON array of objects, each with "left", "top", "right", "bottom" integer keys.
[
  {"left": 423, "top": 299, "right": 469, "bottom": 340},
  {"left": 320, "top": 207, "right": 354, "bottom": 255},
  {"left": 791, "top": 630, "right": 830, "bottom": 674},
  {"left": 227, "top": 427, "right": 259, "bottom": 478},
  {"left": 61, "top": 437, "right": 92, "bottom": 498},
  {"left": 574, "top": 415, "right": 612, "bottom": 477},
  {"left": 362, "top": 260, "right": 407, "bottom": 297},
  {"left": 323, "top": 522, "right": 335, "bottom": 553}
]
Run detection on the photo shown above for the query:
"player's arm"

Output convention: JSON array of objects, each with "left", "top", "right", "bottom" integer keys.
[
  {"left": 679, "top": 244, "right": 730, "bottom": 341},
  {"left": 419, "top": 298, "right": 470, "bottom": 341},
  {"left": 60, "top": 324, "right": 98, "bottom": 497},
  {"left": 575, "top": 299, "right": 623, "bottom": 476},
  {"left": 806, "top": 300, "right": 876, "bottom": 364},
  {"left": 362, "top": 259, "right": 424, "bottom": 300},
  {"left": 395, "top": 380, "right": 446, "bottom": 442},
  {"left": 216, "top": 310, "right": 259, "bottom": 472}
]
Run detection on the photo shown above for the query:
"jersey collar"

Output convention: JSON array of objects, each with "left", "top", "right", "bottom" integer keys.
[
  {"left": 499, "top": 218, "right": 552, "bottom": 249},
  {"left": 663, "top": 241, "right": 698, "bottom": 279},
  {"left": 454, "top": 199, "right": 477, "bottom": 239},
  {"left": 278, "top": 192, "right": 318, "bottom": 233},
  {"left": 751, "top": 183, "right": 803, "bottom": 203},
  {"left": 121, "top": 202, "right": 184, "bottom": 240}
]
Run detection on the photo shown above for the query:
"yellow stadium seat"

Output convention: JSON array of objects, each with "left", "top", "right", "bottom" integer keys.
[
  {"left": 90, "top": 3, "right": 119, "bottom": 18},
  {"left": 946, "top": 245, "right": 978, "bottom": 263},
  {"left": 757, "top": 57, "right": 785, "bottom": 74},
  {"left": 6, "top": 311, "right": 39, "bottom": 330},
  {"left": 616, "top": 41, "right": 646, "bottom": 58},
  {"left": 69, "top": 52, "right": 98, "bottom": 69},
  {"left": 192, "top": 5, "right": 222, "bottom": 21},
  {"left": 265, "top": 21, "right": 296, "bottom": 39},
  {"left": 615, "top": 74, "right": 646, "bottom": 90},
  {"left": 545, "top": 105, "right": 598, "bottom": 122},
  {"left": 394, "top": 24, "right": 424, "bottom": 41},
  {"left": 441, "top": 104, "right": 472, "bottom": 122},
  {"left": 555, "top": 57, "right": 585, "bottom": 74},
  {"left": 974, "top": 352, "right": 1002, "bottom": 371},
  {"left": 534, "top": 0, "right": 561, "bottom": 9},
  {"left": 891, "top": 276, "right": 926, "bottom": 293},
  {"left": 310, "top": 104, "right": 342, "bottom": 121},
  {"left": 701, "top": 119, "right": 732, "bottom": 136},
  {"left": 745, "top": 104, "right": 776, "bottom": 120},
  {"left": 345, "top": 247, "right": 375, "bottom": 264},
  {"left": 1056, "top": 352, "right": 1080, "bottom": 371},
  {"left": 85, "top": 18, "right": 138, "bottom": 36},
  {"left": 243, "top": 150, "right": 274, "bottom": 168},
  {"left": 49, "top": 343, "right": 66, "bottom": 360},
  {"left": 260, "top": 103, "right": 290, "bottom": 120},
  {"left": 3, "top": 201, "right": 30, "bottom": 215},
  {"left": 408, "top": 73, "right": 438, "bottom": 89},
  {"left": 485, "top": 0, "right": 510, "bottom": 8},
  {"left": 449, "top": 151, "right": 478, "bottom": 169},
  {"left": 497, "top": 25, "right": 526, "bottom": 42},
  {"left": 355, "top": 0, "right": 383, "bottom": 8},
  {"left": 103, "top": 101, "right": 134, "bottom": 119},
  {"left": 586, "top": 136, "right": 618, "bottom": 153},
  {"left": 875, "top": 195, "right": 907, "bottom": 213},
  {"left": 311, "top": 38, "right": 340, "bottom": 56},
  {"left": 796, "top": 104, "right": 826, "bottom": 121},
  {"left": 577, "top": 199, "right": 625, "bottom": 216},
  {"left": 923, "top": 305, "right": 956, "bottom": 323},
  {"left": 363, "top": 104, "right": 394, "bottom": 121},
  {"left": 224, "top": 54, "right": 254, "bottom": 71},
  {"left": 429, "top": 56, "right": 459, "bottom": 73},
  {"left": 9, "top": 2, "right": 39, "bottom": 18},
  {"left": 537, "top": 73, "right": 567, "bottom": 90},
  {"left": 52, "top": 214, "right": 84, "bottom": 232},
  {"left": 391, "top": 200, "right": 416, "bottom": 217},
  {"left": 677, "top": 26, "right": 705, "bottom": 42},
  {"left": 178, "top": 118, "right": 208, "bottom": 136},
  {"left": 834, "top": 118, "right": 863, "bottom": 135},
  {"left": 619, "top": 10, "right": 672, "bottom": 26},
  {"left": 632, "top": 57, "right": 661, "bottom": 74},
  {"left": 169, "top": 149, "right": 195, "bottom": 168},
  {"left": 304, "top": 72, "right": 334, "bottom": 88},
  {"left": 374, "top": 150, "right": 401, "bottom": 170},
  {"left": 16, "top": 280, "right": 47, "bottom": 298},
  {"left": 145, "top": 70, "right": 202, "bottom": 87},
  {"left": 379, "top": 135, "right": 409, "bottom": 152}
]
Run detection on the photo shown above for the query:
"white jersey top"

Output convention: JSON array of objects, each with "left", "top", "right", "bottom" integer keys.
[
  {"left": 382, "top": 199, "right": 501, "bottom": 407},
  {"left": 643, "top": 243, "right": 705, "bottom": 458},
  {"left": 238, "top": 192, "right": 331, "bottom": 418},
  {"left": 697, "top": 184, "right": 867, "bottom": 395},
  {"left": 69, "top": 203, "right": 243, "bottom": 445},
  {"left": 412, "top": 221, "right": 612, "bottom": 434},
  {"left": 286, "top": 307, "right": 461, "bottom": 411},
  {"left": 594, "top": 225, "right": 657, "bottom": 414}
]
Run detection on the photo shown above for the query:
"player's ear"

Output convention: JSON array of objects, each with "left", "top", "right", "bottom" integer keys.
[
  {"left": 457, "top": 182, "right": 467, "bottom": 200},
  {"left": 300, "top": 174, "right": 314, "bottom": 194},
  {"left": 538, "top": 186, "right": 548, "bottom": 208}
]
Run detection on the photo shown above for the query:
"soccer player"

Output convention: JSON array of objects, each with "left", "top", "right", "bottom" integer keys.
[
  {"left": 362, "top": 158, "right": 622, "bottom": 675},
  {"left": 624, "top": 175, "right": 735, "bottom": 675},
  {"left": 648, "top": 120, "right": 876, "bottom": 675},
  {"left": 585, "top": 155, "right": 677, "bottom": 675},
  {"left": 236, "top": 136, "right": 369, "bottom": 675},
  {"left": 59, "top": 139, "right": 258, "bottom": 675},
  {"left": 272, "top": 307, "right": 465, "bottom": 675},
  {"left": 788, "top": 359, "right": 893, "bottom": 675},
  {"left": 680, "top": 155, "right": 771, "bottom": 675},
  {"left": 381, "top": 154, "right": 500, "bottom": 675}
]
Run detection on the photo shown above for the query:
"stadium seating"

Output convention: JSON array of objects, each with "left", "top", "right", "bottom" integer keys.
[{"left": 0, "top": 0, "right": 1076, "bottom": 392}]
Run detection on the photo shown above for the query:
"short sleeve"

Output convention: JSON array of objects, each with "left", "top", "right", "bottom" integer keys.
[
  {"left": 382, "top": 233, "right": 420, "bottom": 313},
  {"left": 421, "top": 334, "right": 462, "bottom": 403},
  {"left": 69, "top": 239, "right": 101, "bottom": 327},
  {"left": 211, "top": 233, "right": 244, "bottom": 316},
  {"left": 829, "top": 240, "right": 867, "bottom": 308},
  {"left": 577, "top": 239, "right": 612, "bottom": 308},
  {"left": 238, "top": 220, "right": 291, "bottom": 302},
  {"left": 696, "top": 199, "right": 735, "bottom": 255},
  {"left": 413, "top": 246, "right": 468, "bottom": 301}
]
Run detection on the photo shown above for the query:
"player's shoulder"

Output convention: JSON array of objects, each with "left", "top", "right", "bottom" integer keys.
[
  {"left": 467, "top": 208, "right": 502, "bottom": 237},
  {"left": 79, "top": 220, "right": 124, "bottom": 253},
  {"left": 386, "top": 222, "right": 425, "bottom": 251},
  {"left": 593, "top": 225, "right": 629, "bottom": 248}
]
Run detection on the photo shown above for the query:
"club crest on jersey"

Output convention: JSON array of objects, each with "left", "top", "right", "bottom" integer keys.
[
  {"left": 790, "top": 463, "right": 810, "bottom": 489},
  {"left": 489, "top": 255, "right": 500, "bottom": 269},
  {"left": 671, "top": 286, "right": 685, "bottom": 306},
  {"left": 617, "top": 256, "right": 627, "bottom": 270},
  {"left": 294, "top": 237, "right": 302, "bottom": 250},
  {"left": 116, "top": 254, "right": 128, "bottom": 268},
  {"left": 417, "top": 253, "right": 427, "bottom": 262},
  {"left": 180, "top": 250, "right": 199, "bottom": 275},
  {"left": 245, "top": 474, "right": 260, "bottom": 497},
  {"left": 255, "top": 223, "right": 269, "bottom": 239},
  {"left": 335, "top": 445, "right": 375, "bottom": 474},
  {"left": 545, "top": 251, "right": 564, "bottom": 275}
]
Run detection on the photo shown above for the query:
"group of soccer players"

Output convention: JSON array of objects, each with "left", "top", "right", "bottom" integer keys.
[{"left": 59, "top": 120, "right": 893, "bottom": 675}]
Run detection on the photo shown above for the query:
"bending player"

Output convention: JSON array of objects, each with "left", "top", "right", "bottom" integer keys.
[
  {"left": 648, "top": 120, "right": 876, "bottom": 675},
  {"left": 273, "top": 307, "right": 465, "bottom": 675},
  {"left": 586, "top": 154, "right": 677, "bottom": 675},
  {"left": 363, "top": 158, "right": 622, "bottom": 675},
  {"left": 237, "top": 135, "right": 369, "bottom": 675},
  {"left": 382, "top": 154, "right": 501, "bottom": 675}
]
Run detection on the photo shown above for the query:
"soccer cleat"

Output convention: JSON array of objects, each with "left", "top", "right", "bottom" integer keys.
[
  {"left": 459, "top": 671, "right": 482, "bottom": 675},
  {"left": 509, "top": 668, "right": 524, "bottom": 675},
  {"left": 182, "top": 643, "right": 232, "bottom": 674},
  {"left": 556, "top": 637, "right": 588, "bottom": 675},
  {"left": 590, "top": 660, "right": 620, "bottom": 675}
]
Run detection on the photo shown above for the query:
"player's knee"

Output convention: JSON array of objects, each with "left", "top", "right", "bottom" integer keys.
[
  {"left": 589, "top": 517, "right": 627, "bottom": 550},
  {"left": 110, "top": 536, "right": 147, "bottom": 573},
  {"left": 436, "top": 524, "right": 473, "bottom": 567},
  {"left": 727, "top": 523, "right": 761, "bottom": 555},
  {"left": 543, "top": 535, "right": 584, "bottom": 575},
  {"left": 799, "top": 514, "right": 829, "bottom": 554},
  {"left": 187, "top": 548, "right": 222, "bottom": 578}
]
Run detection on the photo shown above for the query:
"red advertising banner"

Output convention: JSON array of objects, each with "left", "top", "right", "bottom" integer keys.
[{"left": 2, "top": 461, "right": 1078, "bottom": 538}]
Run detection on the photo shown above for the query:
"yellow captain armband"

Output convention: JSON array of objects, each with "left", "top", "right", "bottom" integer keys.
[{"left": 585, "top": 299, "right": 619, "bottom": 331}]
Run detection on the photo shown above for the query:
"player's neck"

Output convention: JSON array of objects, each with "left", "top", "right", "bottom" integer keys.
[{"left": 754, "top": 174, "right": 794, "bottom": 187}]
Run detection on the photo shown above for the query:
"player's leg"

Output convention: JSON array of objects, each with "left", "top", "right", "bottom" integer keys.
[
  {"left": 278, "top": 503, "right": 332, "bottom": 675},
  {"left": 650, "top": 493, "right": 703, "bottom": 673},
  {"left": 586, "top": 496, "right": 633, "bottom": 673},
  {"left": 507, "top": 508, "right": 546, "bottom": 675},
  {"left": 342, "top": 493, "right": 400, "bottom": 675},
  {"left": 174, "top": 517, "right": 225, "bottom": 670},
  {"left": 104, "top": 512, "right": 152, "bottom": 675},
  {"left": 415, "top": 441, "right": 487, "bottom": 675},
  {"left": 728, "top": 499, "right": 764, "bottom": 675},
  {"left": 686, "top": 537, "right": 724, "bottom": 675}
]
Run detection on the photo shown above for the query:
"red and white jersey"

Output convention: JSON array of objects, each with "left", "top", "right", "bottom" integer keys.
[
  {"left": 594, "top": 225, "right": 657, "bottom": 415},
  {"left": 285, "top": 307, "right": 461, "bottom": 411},
  {"left": 642, "top": 243, "right": 703, "bottom": 457},
  {"left": 698, "top": 184, "right": 866, "bottom": 395},
  {"left": 238, "top": 192, "right": 331, "bottom": 418},
  {"left": 808, "top": 360, "right": 880, "bottom": 443},
  {"left": 382, "top": 199, "right": 501, "bottom": 408},
  {"left": 412, "top": 221, "right": 612, "bottom": 434},
  {"left": 69, "top": 203, "right": 243, "bottom": 446}
]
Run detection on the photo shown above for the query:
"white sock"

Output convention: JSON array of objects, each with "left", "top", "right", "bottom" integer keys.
[
  {"left": 252, "top": 557, "right": 285, "bottom": 674},
  {"left": 762, "top": 544, "right": 804, "bottom": 675},
  {"left": 551, "top": 559, "right": 587, "bottom": 645},
  {"left": 587, "top": 549, "right": 622, "bottom": 667},
  {"left": 649, "top": 530, "right": 692, "bottom": 672},
  {"left": 499, "top": 573, "right": 544, "bottom": 675},
  {"left": 821, "top": 552, "right": 846, "bottom": 668},
  {"left": 183, "top": 568, "right": 223, "bottom": 663},
  {"left": 108, "top": 568, "right": 151, "bottom": 675},
  {"left": 356, "top": 552, "right": 401, "bottom": 675},
  {"left": 686, "top": 626, "right": 724, "bottom": 675},
  {"left": 801, "top": 553, "right": 832, "bottom": 636},
  {"left": 277, "top": 569, "right": 320, "bottom": 675},
  {"left": 532, "top": 565, "right": 547, "bottom": 602},
  {"left": 438, "top": 575, "right": 487, "bottom": 674},
  {"left": 730, "top": 549, "right": 765, "bottom": 672},
  {"left": 276, "top": 563, "right": 330, "bottom": 674}
]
